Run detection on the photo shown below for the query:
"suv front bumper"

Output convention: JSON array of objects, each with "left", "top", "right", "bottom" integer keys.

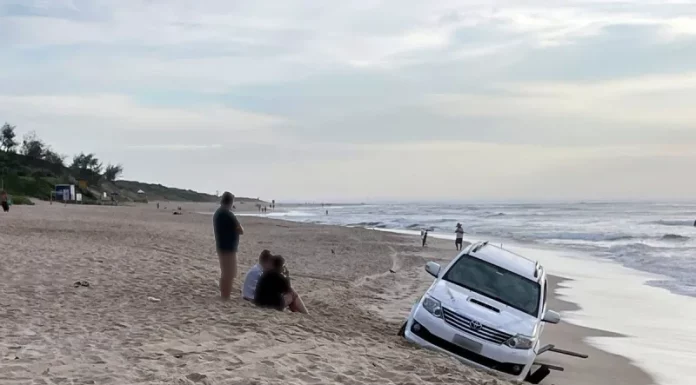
[{"left": 404, "top": 306, "right": 535, "bottom": 381}]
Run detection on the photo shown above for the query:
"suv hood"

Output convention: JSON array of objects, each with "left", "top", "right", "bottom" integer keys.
[{"left": 429, "top": 280, "right": 539, "bottom": 337}]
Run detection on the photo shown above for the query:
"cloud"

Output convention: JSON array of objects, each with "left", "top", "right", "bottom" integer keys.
[
  {"left": 2, "top": 0, "right": 696, "bottom": 200},
  {"left": 427, "top": 71, "right": 696, "bottom": 131},
  {"left": 0, "top": 93, "right": 284, "bottom": 132},
  {"left": 239, "top": 140, "right": 696, "bottom": 201},
  {"left": 125, "top": 144, "right": 223, "bottom": 151},
  {"left": 0, "top": 92, "right": 286, "bottom": 161}
]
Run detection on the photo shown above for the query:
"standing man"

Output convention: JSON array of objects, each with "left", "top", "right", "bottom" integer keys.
[
  {"left": 455, "top": 223, "right": 465, "bottom": 251},
  {"left": 213, "top": 192, "right": 244, "bottom": 299}
]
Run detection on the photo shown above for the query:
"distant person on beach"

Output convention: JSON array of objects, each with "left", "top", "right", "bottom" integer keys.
[
  {"left": 242, "top": 250, "right": 273, "bottom": 301},
  {"left": 421, "top": 230, "right": 428, "bottom": 247},
  {"left": 213, "top": 192, "right": 244, "bottom": 300},
  {"left": 254, "top": 255, "right": 308, "bottom": 314},
  {"left": 455, "top": 223, "right": 465, "bottom": 251},
  {"left": 1, "top": 190, "right": 9, "bottom": 212}
]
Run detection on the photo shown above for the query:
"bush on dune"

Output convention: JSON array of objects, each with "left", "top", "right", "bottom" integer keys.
[
  {"left": 11, "top": 195, "right": 34, "bottom": 205},
  {"left": 0, "top": 122, "right": 232, "bottom": 203}
]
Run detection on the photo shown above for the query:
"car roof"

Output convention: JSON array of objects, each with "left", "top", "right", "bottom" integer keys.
[{"left": 465, "top": 242, "right": 542, "bottom": 282}]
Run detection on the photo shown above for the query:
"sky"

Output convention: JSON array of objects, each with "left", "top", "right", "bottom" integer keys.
[{"left": 1, "top": 0, "right": 696, "bottom": 202}]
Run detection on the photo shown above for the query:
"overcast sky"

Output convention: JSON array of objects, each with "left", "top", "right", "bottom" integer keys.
[{"left": 2, "top": 0, "right": 695, "bottom": 202}]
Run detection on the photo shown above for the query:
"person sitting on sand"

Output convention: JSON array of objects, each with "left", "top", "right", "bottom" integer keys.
[
  {"left": 213, "top": 192, "right": 244, "bottom": 300},
  {"left": 242, "top": 249, "right": 273, "bottom": 301},
  {"left": 254, "top": 255, "right": 308, "bottom": 314}
]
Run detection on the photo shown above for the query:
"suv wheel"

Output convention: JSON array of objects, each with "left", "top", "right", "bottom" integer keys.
[{"left": 397, "top": 321, "right": 406, "bottom": 337}]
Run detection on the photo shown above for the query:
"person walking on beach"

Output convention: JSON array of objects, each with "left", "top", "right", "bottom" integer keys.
[
  {"left": 455, "top": 223, "right": 465, "bottom": 251},
  {"left": 1, "top": 190, "right": 9, "bottom": 212},
  {"left": 213, "top": 192, "right": 244, "bottom": 300},
  {"left": 421, "top": 229, "right": 428, "bottom": 247}
]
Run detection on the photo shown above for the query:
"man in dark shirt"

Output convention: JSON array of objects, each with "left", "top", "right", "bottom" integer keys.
[{"left": 213, "top": 192, "right": 244, "bottom": 299}]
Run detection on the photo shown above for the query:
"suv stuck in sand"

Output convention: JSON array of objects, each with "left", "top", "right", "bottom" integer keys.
[{"left": 400, "top": 241, "right": 562, "bottom": 383}]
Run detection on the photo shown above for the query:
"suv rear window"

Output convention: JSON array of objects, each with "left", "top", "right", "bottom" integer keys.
[{"left": 443, "top": 254, "right": 541, "bottom": 316}]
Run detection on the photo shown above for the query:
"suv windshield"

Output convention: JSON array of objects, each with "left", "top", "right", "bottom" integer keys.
[{"left": 443, "top": 254, "right": 541, "bottom": 316}]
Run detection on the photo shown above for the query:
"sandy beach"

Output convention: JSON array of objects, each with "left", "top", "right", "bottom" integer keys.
[{"left": 0, "top": 202, "right": 655, "bottom": 385}]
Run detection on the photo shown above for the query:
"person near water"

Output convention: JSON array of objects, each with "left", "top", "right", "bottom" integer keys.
[
  {"left": 455, "top": 223, "right": 465, "bottom": 250},
  {"left": 421, "top": 229, "right": 428, "bottom": 247},
  {"left": 213, "top": 192, "right": 244, "bottom": 299},
  {"left": 1, "top": 190, "right": 9, "bottom": 212},
  {"left": 254, "top": 255, "right": 308, "bottom": 314},
  {"left": 242, "top": 250, "right": 273, "bottom": 301}
]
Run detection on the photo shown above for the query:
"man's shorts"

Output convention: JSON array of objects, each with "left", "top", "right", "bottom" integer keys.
[{"left": 216, "top": 239, "right": 239, "bottom": 254}]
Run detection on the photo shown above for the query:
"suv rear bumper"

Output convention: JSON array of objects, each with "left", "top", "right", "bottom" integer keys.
[{"left": 404, "top": 307, "right": 535, "bottom": 381}]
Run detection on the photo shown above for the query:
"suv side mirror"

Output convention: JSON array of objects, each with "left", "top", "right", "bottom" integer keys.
[
  {"left": 425, "top": 262, "right": 441, "bottom": 278},
  {"left": 542, "top": 310, "right": 561, "bottom": 324}
]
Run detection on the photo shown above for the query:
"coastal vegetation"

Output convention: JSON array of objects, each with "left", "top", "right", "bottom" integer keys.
[{"left": 0, "top": 122, "right": 226, "bottom": 204}]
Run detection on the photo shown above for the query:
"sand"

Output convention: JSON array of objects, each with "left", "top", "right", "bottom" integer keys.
[{"left": 0, "top": 202, "right": 655, "bottom": 385}]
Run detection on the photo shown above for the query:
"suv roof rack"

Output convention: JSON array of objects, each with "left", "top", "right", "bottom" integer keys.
[
  {"left": 534, "top": 261, "right": 542, "bottom": 278},
  {"left": 471, "top": 241, "right": 489, "bottom": 253}
]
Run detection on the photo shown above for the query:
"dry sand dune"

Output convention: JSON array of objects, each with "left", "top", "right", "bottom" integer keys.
[{"left": 0, "top": 203, "right": 652, "bottom": 385}]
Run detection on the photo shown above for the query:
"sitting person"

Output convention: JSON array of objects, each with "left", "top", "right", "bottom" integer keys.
[
  {"left": 254, "top": 255, "right": 308, "bottom": 314},
  {"left": 242, "top": 250, "right": 273, "bottom": 301}
]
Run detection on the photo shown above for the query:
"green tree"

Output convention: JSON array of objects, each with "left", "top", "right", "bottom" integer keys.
[
  {"left": 1, "top": 123, "right": 18, "bottom": 152},
  {"left": 71, "top": 152, "right": 103, "bottom": 175},
  {"left": 21, "top": 131, "right": 45, "bottom": 159},
  {"left": 104, "top": 163, "right": 124, "bottom": 181},
  {"left": 43, "top": 147, "right": 66, "bottom": 167}
]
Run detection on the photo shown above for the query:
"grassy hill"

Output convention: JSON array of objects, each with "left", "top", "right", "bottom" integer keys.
[{"left": 0, "top": 151, "right": 262, "bottom": 205}]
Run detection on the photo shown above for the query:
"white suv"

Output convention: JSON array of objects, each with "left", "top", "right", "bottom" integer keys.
[{"left": 400, "top": 241, "right": 561, "bottom": 382}]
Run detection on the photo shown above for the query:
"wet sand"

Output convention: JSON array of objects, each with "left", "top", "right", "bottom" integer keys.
[{"left": 0, "top": 202, "right": 655, "bottom": 384}]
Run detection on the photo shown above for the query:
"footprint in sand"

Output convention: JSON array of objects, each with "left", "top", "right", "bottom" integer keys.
[{"left": 185, "top": 373, "right": 207, "bottom": 382}]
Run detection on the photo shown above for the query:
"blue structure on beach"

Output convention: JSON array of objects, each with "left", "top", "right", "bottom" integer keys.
[{"left": 55, "top": 184, "right": 75, "bottom": 201}]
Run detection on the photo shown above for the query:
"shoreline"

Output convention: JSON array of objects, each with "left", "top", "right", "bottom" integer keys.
[
  {"left": 356, "top": 231, "right": 656, "bottom": 385},
  {"left": 543, "top": 275, "right": 654, "bottom": 385},
  {"left": 0, "top": 202, "right": 656, "bottom": 384},
  {"left": 234, "top": 207, "right": 696, "bottom": 385},
  {"left": 226, "top": 210, "right": 659, "bottom": 385}
]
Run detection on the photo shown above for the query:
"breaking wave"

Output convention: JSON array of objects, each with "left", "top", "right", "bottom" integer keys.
[
  {"left": 662, "top": 234, "right": 690, "bottom": 241},
  {"left": 652, "top": 220, "right": 695, "bottom": 227}
]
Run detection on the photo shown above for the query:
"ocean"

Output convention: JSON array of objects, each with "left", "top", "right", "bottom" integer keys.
[
  {"left": 240, "top": 201, "right": 696, "bottom": 385},
  {"left": 257, "top": 202, "right": 696, "bottom": 297}
]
